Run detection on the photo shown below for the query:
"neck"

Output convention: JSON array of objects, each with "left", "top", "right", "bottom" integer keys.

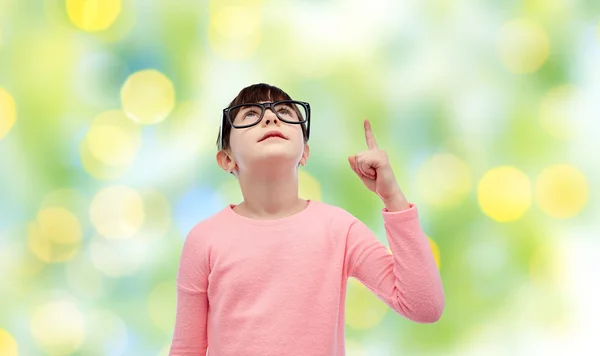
[{"left": 236, "top": 166, "right": 305, "bottom": 219}]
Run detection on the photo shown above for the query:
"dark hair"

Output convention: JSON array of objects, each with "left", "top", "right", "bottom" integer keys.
[{"left": 216, "top": 83, "right": 308, "bottom": 151}]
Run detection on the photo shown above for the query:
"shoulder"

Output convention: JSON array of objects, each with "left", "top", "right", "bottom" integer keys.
[
  {"left": 183, "top": 206, "right": 231, "bottom": 248},
  {"left": 308, "top": 200, "right": 359, "bottom": 226}
]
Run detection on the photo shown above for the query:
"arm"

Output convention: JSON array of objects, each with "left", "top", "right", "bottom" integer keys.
[
  {"left": 346, "top": 119, "right": 444, "bottom": 322},
  {"left": 346, "top": 202, "right": 444, "bottom": 323},
  {"left": 169, "top": 228, "right": 209, "bottom": 355}
]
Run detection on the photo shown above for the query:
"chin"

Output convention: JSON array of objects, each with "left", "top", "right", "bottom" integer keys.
[{"left": 249, "top": 149, "right": 302, "bottom": 166}]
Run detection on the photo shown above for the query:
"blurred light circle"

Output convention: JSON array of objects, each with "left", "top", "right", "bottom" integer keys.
[
  {"left": 30, "top": 300, "right": 85, "bottom": 355},
  {"left": 535, "top": 164, "right": 588, "bottom": 219},
  {"left": 28, "top": 208, "right": 82, "bottom": 263},
  {"left": 80, "top": 137, "right": 128, "bottom": 180},
  {"left": 345, "top": 278, "right": 388, "bottom": 330},
  {"left": 120, "top": 69, "right": 175, "bottom": 124},
  {"left": 37, "top": 207, "right": 82, "bottom": 244},
  {"left": 66, "top": 0, "right": 122, "bottom": 32},
  {"left": 539, "top": 85, "right": 585, "bottom": 141},
  {"left": 478, "top": 166, "right": 531, "bottom": 222},
  {"left": 498, "top": 19, "right": 549, "bottom": 74},
  {"left": 0, "top": 88, "right": 16, "bottom": 140},
  {"left": 89, "top": 234, "right": 148, "bottom": 276},
  {"left": 90, "top": 185, "right": 144, "bottom": 239},
  {"left": 80, "top": 310, "right": 128, "bottom": 355},
  {"left": 0, "top": 329, "right": 18, "bottom": 356},
  {"left": 416, "top": 154, "right": 471, "bottom": 208},
  {"left": 86, "top": 110, "right": 142, "bottom": 166},
  {"left": 148, "top": 280, "right": 177, "bottom": 333},
  {"left": 88, "top": 125, "right": 138, "bottom": 166},
  {"left": 299, "top": 169, "right": 322, "bottom": 202},
  {"left": 212, "top": 5, "right": 260, "bottom": 40},
  {"left": 208, "top": 5, "right": 261, "bottom": 60}
]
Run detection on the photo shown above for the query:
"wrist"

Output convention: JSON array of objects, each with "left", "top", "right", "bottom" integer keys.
[{"left": 382, "top": 192, "right": 410, "bottom": 212}]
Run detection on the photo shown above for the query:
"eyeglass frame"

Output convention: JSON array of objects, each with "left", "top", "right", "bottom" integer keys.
[{"left": 219, "top": 100, "right": 311, "bottom": 150}]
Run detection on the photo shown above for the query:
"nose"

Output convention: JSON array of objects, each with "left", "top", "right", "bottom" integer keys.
[{"left": 261, "top": 108, "right": 279, "bottom": 126}]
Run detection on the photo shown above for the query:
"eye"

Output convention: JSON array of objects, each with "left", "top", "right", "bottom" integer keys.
[
  {"left": 243, "top": 110, "right": 259, "bottom": 120},
  {"left": 277, "top": 108, "right": 291, "bottom": 115}
]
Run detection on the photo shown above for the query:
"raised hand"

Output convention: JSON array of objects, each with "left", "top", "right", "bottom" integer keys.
[{"left": 348, "top": 120, "right": 409, "bottom": 210}]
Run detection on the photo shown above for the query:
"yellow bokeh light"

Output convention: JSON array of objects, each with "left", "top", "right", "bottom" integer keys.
[
  {"left": 539, "top": 85, "right": 581, "bottom": 140},
  {"left": 37, "top": 207, "right": 82, "bottom": 244},
  {"left": 87, "top": 124, "right": 140, "bottom": 166},
  {"left": 80, "top": 137, "right": 128, "bottom": 180},
  {"left": 498, "top": 19, "right": 549, "bottom": 74},
  {"left": 535, "top": 164, "right": 588, "bottom": 219},
  {"left": 416, "top": 154, "right": 471, "bottom": 208},
  {"left": 148, "top": 281, "right": 177, "bottom": 333},
  {"left": 208, "top": 4, "right": 262, "bottom": 60},
  {"left": 28, "top": 207, "right": 82, "bottom": 263},
  {"left": 66, "top": 0, "right": 122, "bottom": 32},
  {"left": 478, "top": 166, "right": 532, "bottom": 222},
  {"left": 121, "top": 69, "right": 175, "bottom": 124},
  {"left": 0, "top": 88, "right": 17, "bottom": 140},
  {"left": 80, "top": 110, "right": 141, "bottom": 179},
  {"left": 90, "top": 185, "right": 144, "bottom": 239},
  {"left": 87, "top": 110, "right": 141, "bottom": 163},
  {"left": 345, "top": 278, "right": 388, "bottom": 330},
  {"left": 30, "top": 300, "right": 85, "bottom": 355},
  {"left": 299, "top": 169, "right": 322, "bottom": 202},
  {"left": 0, "top": 329, "right": 18, "bottom": 356}
]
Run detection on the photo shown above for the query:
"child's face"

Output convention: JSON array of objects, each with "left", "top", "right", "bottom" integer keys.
[{"left": 221, "top": 101, "right": 309, "bottom": 175}]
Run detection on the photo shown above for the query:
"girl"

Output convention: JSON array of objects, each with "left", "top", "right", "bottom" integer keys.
[{"left": 169, "top": 83, "right": 444, "bottom": 356}]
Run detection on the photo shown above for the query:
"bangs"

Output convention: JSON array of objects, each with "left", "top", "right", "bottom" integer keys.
[{"left": 228, "top": 83, "right": 292, "bottom": 107}]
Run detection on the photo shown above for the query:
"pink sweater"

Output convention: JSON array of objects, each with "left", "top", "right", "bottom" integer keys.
[{"left": 169, "top": 200, "right": 444, "bottom": 356}]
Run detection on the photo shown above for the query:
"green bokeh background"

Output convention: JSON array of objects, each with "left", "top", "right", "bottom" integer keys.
[{"left": 1, "top": 0, "right": 599, "bottom": 355}]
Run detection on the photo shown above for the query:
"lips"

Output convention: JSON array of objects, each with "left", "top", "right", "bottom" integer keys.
[{"left": 258, "top": 130, "right": 287, "bottom": 142}]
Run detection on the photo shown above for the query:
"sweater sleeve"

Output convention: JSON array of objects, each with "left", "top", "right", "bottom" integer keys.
[
  {"left": 169, "top": 227, "right": 210, "bottom": 355},
  {"left": 346, "top": 203, "right": 445, "bottom": 323}
]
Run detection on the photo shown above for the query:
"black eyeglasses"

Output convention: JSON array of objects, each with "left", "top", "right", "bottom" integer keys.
[{"left": 219, "top": 100, "right": 311, "bottom": 150}]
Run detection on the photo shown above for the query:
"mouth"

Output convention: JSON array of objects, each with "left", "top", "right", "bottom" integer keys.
[{"left": 258, "top": 131, "right": 287, "bottom": 142}]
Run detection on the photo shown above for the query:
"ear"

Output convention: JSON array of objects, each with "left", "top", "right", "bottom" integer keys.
[
  {"left": 299, "top": 143, "right": 310, "bottom": 166},
  {"left": 216, "top": 150, "right": 237, "bottom": 173}
]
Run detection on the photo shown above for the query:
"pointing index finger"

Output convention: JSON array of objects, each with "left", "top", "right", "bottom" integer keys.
[{"left": 364, "top": 119, "right": 378, "bottom": 150}]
